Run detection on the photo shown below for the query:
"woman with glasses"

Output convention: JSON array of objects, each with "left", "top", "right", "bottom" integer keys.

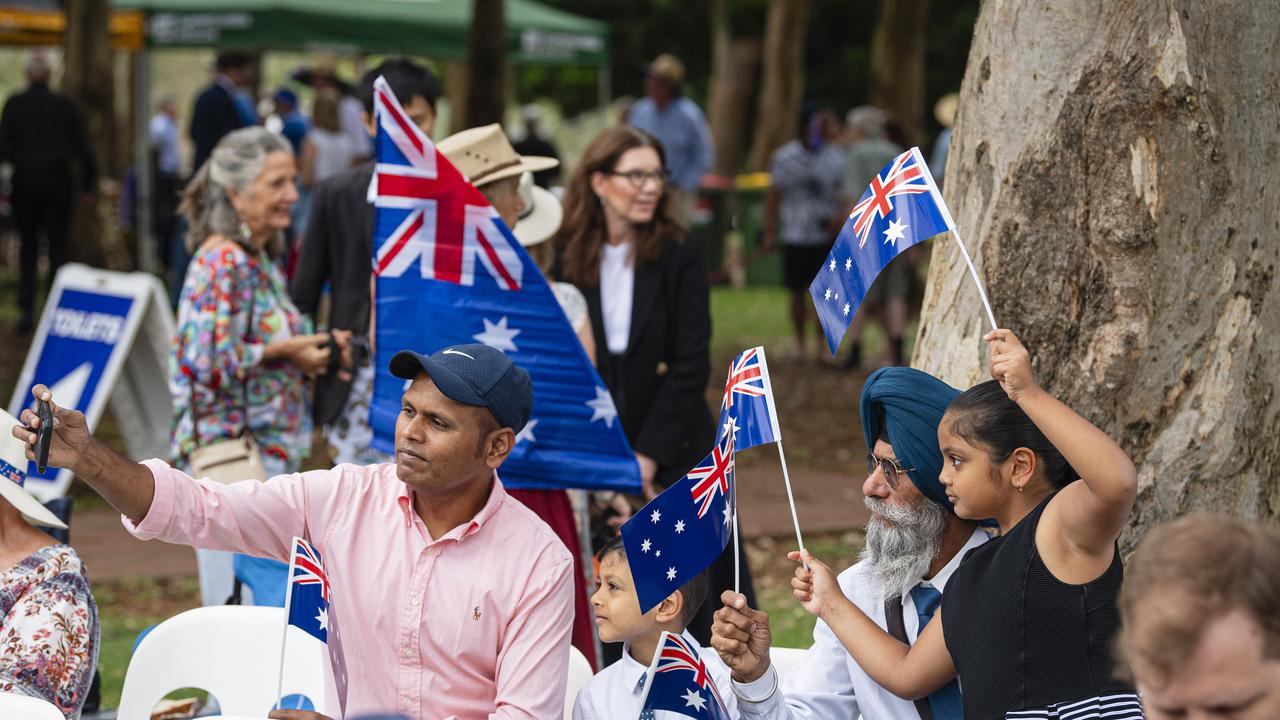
[{"left": 554, "top": 126, "right": 751, "bottom": 650}]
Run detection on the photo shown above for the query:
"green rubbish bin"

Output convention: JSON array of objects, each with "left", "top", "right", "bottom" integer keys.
[{"left": 732, "top": 174, "right": 779, "bottom": 287}]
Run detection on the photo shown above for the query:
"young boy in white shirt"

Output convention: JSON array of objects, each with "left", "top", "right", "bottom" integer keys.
[{"left": 573, "top": 536, "right": 740, "bottom": 719}]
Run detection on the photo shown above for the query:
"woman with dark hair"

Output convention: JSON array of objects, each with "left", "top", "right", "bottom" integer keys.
[
  {"left": 554, "top": 126, "right": 751, "bottom": 649},
  {"left": 790, "top": 329, "right": 1143, "bottom": 720}
]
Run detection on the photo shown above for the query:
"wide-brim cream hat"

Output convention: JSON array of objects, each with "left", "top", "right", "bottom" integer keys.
[
  {"left": 0, "top": 409, "right": 67, "bottom": 530},
  {"left": 513, "top": 172, "right": 563, "bottom": 247},
  {"left": 437, "top": 124, "right": 559, "bottom": 188}
]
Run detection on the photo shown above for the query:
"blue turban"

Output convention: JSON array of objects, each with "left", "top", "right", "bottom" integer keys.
[{"left": 859, "top": 367, "right": 961, "bottom": 510}]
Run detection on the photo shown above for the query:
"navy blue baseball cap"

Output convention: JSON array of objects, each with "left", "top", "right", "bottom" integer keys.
[{"left": 389, "top": 344, "right": 532, "bottom": 432}]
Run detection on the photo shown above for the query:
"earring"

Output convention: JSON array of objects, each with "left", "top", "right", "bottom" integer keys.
[
  {"left": 1018, "top": 485, "right": 1024, "bottom": 493},
  {"left": 237, "top": 221, "right": 252, "bottom": 243}
]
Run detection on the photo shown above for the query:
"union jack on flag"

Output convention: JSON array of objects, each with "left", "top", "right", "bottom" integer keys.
[
  {"left": 717, "top": 346, "right": 781, "bottom": 452},
  {"left": 809, "top": 147, "right": 955, "bottom": 355},
  {"left": 367, "top": 76, "right": 523, "bottom": 289},
  {"left": 688, "top": 428, "right": 735, "bottom": 519},
  {"left": 285, "top": 537, "right": 331, "bottom": 644},
  {"left": 640, "top": 631, "right": 731, "bottom": 720}
]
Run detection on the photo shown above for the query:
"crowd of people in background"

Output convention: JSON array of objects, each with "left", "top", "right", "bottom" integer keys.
[{"left": 0, "top": 46, "right": 1276, "bottom": 720}]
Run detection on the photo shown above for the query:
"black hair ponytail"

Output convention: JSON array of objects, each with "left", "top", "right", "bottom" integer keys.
[{"left": 946, "top": 380, "right": 1077, "bottom": 490}]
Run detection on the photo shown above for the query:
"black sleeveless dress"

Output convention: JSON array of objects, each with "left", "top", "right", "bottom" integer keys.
[{"left": 941, "top": 494, "right": 1143, "bottom": 720}]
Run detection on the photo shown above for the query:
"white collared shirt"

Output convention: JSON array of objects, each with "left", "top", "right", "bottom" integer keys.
[
  {"left": 735, "top": 528, "right": 990, "bottom": 720},
  {"left": 574, "top": 630, "right": 741, "bottom": 720},
  {"left": 599, "top": 241, "right": 634, "bottom": 356}
]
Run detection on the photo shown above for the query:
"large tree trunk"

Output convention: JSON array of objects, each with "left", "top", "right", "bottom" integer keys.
[
  {"left": 464, "top": 0, "right": 507, "bottom": 129},
  {"left": 747, "top": 0, "right": 810, "bottom": 171},
  {"left": 706, "top": 0, "right": 762, "bottom": 176},
  {"left": 868, "top": 0, "right": 929, "bottom": 148},
  {"left": 62, "top": 0, "right": 124, "bottom": 268},
  {"left": 913, "top": 0, "right": 1280, "bottom": 546}
]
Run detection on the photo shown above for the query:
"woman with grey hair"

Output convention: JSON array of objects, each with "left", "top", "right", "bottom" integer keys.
[{"left": 173, "top": 126, "right": 339, "bottom": 606}]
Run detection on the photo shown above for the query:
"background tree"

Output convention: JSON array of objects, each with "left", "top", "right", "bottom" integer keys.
[
  {"left": 705, "top": 0, "right": 765, "bottom": 175},
  {"left": 464, "top": 0, "right": 507, "bottom": 128},
  {"left": 913, "top": 0, "right": 1280, "bottom": 545},
  {"left": 867, "top": 0, "right": 929, "bottom": 147},
  {"left": 60, "top": 0, "right": 125, "bottom": 269},
  {"left": 747, "top": 0, "right": 810, "bottom": 170}
]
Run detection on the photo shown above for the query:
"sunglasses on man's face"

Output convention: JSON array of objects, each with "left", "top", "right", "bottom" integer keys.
[{"left": 866, "top": 454, "right": 914, "bottom": 490}]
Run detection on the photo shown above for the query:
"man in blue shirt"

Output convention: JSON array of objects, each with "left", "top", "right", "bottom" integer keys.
[
  {"left": 274, "top": 88, "right": 309, "bottom": 156},
  {"left": 626, "top": 54, "right": 713, "bottom": 223}
]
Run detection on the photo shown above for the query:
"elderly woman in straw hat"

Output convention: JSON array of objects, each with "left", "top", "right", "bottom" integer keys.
[
  {"left": 0, "top": 410, "right": 97, "bottom": 718},
  {"left": 174, "top": 126, "right": 348, "bottom": 607}
]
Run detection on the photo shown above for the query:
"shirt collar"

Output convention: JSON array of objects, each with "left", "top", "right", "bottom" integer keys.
[
  {"left": 921, "top": 526, "right": 991, "bottom": 592},
  {"left": 396, "top": 470, "right": 508, "bottom": 541}
]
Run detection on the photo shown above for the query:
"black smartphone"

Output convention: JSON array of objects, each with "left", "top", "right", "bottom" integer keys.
[{"left": 34, "top": 398, "right": 52, "bottom": 474}]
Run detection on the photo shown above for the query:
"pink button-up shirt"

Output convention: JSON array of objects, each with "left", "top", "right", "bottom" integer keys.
[{"left": 125, "top": 460, "right": 574, "bottom": 719}]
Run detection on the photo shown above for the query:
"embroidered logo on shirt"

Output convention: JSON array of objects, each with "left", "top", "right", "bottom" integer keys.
[{"left": 473, "top": 606, "right": 482, "bottom": 621}]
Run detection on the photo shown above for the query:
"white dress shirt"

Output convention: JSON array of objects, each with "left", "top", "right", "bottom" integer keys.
[
  {"left": 599, "top": 241, "right": 635, "bottom": 355},
  {"left": 574, "top": 630, "right": 740, "bottom": 720},
  {"left": 735, "top": 528, "right": 990, "bottom": 720}
]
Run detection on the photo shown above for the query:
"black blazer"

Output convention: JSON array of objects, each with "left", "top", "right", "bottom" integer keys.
[
  {"left": 189, "top": 82, "right": 244, "bottom": 171},
  {"left": 574, "top": 234, "right": 714, "bottom": 482},
  {"left": 289, "top": 161, "right": 376, "bottom": 427}
]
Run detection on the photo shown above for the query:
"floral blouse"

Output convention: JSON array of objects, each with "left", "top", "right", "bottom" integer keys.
[
  {"left": 0, "top": 545, "right": 99, "bottom": 719},
  {"left": 171, "top": 243, "right": 313, "bottom": 468}
]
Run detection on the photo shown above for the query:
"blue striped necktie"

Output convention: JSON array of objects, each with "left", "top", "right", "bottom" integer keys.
[{"left": 910, "top": 584, "right": 964, "bottom": 720}]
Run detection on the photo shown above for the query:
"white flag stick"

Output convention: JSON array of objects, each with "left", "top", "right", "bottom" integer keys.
[
  {"left": 949, "top": 225, "right": 998, "bottom": 331},
  {"left": 775, "top": 438, "right": 808, "bottom": 568},
  {"left": 733, "top": 499, "right": 741, "bottom": 594},
  {"left": 754, "top": 348, "right": 808, "bottom": 567},
  {"left": 275, "top": 540, "right": 301, "bottom": 712}
]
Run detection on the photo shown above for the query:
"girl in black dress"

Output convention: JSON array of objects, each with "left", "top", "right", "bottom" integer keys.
[{"left": 790, "top": 329, "right": 1144, "bottom": 719}]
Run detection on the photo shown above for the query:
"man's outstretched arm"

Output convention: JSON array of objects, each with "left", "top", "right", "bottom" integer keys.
[{"left": 12, "top": 384, "right": 155, "bottom": 522}]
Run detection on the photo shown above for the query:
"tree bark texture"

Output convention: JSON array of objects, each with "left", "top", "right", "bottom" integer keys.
[
  {"left": 465, "top": 0, "right": 507, "bottom": 129},
  {"left": 747, "top": 0, "right": 810, "bottom": 171},
  {"left": 913, "top": 0, "right": 1280, "bottom": 546},
  {"left": 868, "top": 0, "right": 929, "bottom": 148},
  {"left": 707, "top": 0, "right": 762, "bottom": 176}
]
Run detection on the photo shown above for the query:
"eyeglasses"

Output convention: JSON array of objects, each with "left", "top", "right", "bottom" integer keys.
[
  {"left": 607, "top": 169, "right": 669, "bottom": 189},
  {"left": 866, "top": 454, "right": 914, "bottom": 490}
]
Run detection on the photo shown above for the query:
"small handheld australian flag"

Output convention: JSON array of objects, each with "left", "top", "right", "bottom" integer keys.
[
  {"left": 275, "top": 537, "right": 341, "bottom": 713},
  {"left": 717, "top": 346, "right": 781, "bottom": 452},
  {"left": 621, "top": 425, "right": 736, "bottom": 614},
  {"left": 639, "top": 631, "right": 731, "bottom": 720},
  {"left": 810, "top": 147, "right": 955, "bottom": 355}
]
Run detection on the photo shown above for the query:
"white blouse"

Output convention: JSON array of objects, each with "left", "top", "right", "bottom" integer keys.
[{"left": 599, "top": 242, "right": 635, "bottom": 355}]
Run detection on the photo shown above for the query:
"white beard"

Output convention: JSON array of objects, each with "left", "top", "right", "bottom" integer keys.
[{"left": 860, "top": 495, "right": 948, "bottom": 603}]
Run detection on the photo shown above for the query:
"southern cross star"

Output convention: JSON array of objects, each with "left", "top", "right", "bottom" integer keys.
[
  {"left": 586, "top": 386, "right": 619, "bottom": 428},
  {"left": 674, "top": 520, "right": 686, "bottom": 534},
  {"left": 641, "top": 538, "right": 652, "bottom": 553},
  {"left": 666, "top": 566, "right": 677, "bottom": 581},
  {"left": 651, "top": 509, "right": 662, "bottom": 523}
]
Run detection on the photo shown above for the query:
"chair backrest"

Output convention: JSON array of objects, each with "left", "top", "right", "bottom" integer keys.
[
  {"left": 0, "top": 692, "right": 65, "bottom": 720},
  {"left": 562, "top": 645, "right": 594, "bottom": 720},
  {"left": 116, "top": 605, "right": 337, "bottom": 720},
  {"left": 770, "top": 646, "right": 808, "bottom": 683}
]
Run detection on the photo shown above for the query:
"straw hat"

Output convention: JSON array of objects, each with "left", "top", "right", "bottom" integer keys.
[
  {"left": 934, "top": 93, "right": 959, "bottom": 129},
  {"left": 513, "top": 172, "right": 563, "bottom": 248},
  {"left": 647, "top": 54, "right": 686, "bottom": 87},
  {"left": 0, "top": 409, "right": 67, "bottom": 530},
  {"left": 437, "top": 124, "right": 558, "bottom": 189}
]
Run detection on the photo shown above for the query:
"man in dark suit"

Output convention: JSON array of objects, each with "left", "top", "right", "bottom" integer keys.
[
  {"left": 189, "top": 51, "right": 255, "bottom": 172},
  {"left": 289, "top": 58, "right": 440, "bottom": 462},
  {"left": 0, "top": 53, "right": 97, "bottom": 334}
]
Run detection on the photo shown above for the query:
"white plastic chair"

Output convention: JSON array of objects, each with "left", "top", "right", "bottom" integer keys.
[
  {"left": 116, "top": 605, "right": 337, "bottom": 720},
  {"left": 563, "top": 645, "right": 594, "bottom": 720},
  {"left": 0, "top": 692, "right": 64, "bottom": 720},
  {"left": 770, "top": 646, "right": 808, "bottom": 683}
]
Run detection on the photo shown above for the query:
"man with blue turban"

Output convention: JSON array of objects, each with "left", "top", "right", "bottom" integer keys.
[{"left": 710, "top": 367, "right": 990, "bottom": 720}]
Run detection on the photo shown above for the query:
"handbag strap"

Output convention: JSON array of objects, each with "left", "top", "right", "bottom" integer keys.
[{"left": 189, "top": 241, "right": 259, "bottom": 450}]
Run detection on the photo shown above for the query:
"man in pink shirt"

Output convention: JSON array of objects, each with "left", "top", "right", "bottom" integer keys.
[{"left": 12, "top": 343, "right": 574, "bottom": 720}]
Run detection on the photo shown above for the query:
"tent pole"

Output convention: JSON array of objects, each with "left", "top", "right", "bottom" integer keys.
[{"left": 133, "top": 47, "right": 154, "bottom": 274}]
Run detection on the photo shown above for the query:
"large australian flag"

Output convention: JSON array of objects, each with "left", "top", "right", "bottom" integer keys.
[
  {"left": 621, "top": 424, "right": 736, "bottom": 613},
  {"left": 639, "top": 631, "right": 732, "bottom": 720},
  {"left": 810, "top": 147, "right": 955, "bottom": 355},
  {"left": 367, "top": 76, "right": 640, "bottom": 492}
]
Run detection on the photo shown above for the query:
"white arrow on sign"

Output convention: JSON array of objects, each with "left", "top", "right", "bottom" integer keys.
[{"left": 31, "top": 362, "right": 93, "bottom": 414}]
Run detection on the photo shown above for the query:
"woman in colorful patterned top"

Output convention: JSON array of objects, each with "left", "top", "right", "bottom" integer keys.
[
  {"left": 174, "top": 127, "right": 348, "bottom": 606},
  {"left": 0, "top": 410, "right": 98, "bottom": 719}
]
